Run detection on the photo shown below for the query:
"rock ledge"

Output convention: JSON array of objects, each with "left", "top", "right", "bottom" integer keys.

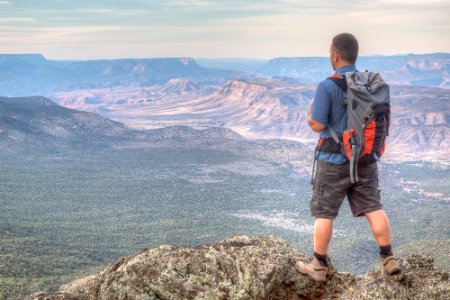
[{"left": 25, "top": 235, "right": 449, "bottom": 300}]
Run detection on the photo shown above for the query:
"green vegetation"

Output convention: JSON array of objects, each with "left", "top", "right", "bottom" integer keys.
[{"left": 0, "top": 146, "right": 449, "bottom": 298}]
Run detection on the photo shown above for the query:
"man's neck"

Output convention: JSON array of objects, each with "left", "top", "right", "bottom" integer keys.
[{"left": 335, "top": 62, "right": 353, "bottom": 71}]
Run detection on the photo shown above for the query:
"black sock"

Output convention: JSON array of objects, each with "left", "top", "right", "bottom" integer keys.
[
  {"left": 379, "top": 244, "right": 393, "bottom": 257},
  {"left": 314, "top": 252, "right": 328, "bottom": 266}
]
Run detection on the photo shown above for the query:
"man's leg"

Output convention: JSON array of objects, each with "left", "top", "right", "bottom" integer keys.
[
  {"left": 348, "top": 162, "right": 401, "bottom": 275},
  {"left": 314, "top": 218, "right": 333, "bottom": 255},
  {"left": 295, "top": 217, "right": 333, "bottom": 282},
  {"left": 296, "top": 161, "right": 348, "bottom": 281},
  {"left": 365, "top": 209, "right": 401, "bottom": 274},
  {"left": 365, "top": 209, "right": 391, "bottom": 246}
]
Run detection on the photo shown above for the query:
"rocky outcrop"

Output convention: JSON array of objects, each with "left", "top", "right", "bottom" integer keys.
[
  {"left": 161, "top": 78, "right": 200, "bottom": 94},
  {"left": 25, "top": 235, "right": 449, "bottom": 300}
]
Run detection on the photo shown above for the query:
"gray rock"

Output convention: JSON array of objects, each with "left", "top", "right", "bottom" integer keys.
[{"left": 24, "top": 235, "right": 450, "bottom": 300}]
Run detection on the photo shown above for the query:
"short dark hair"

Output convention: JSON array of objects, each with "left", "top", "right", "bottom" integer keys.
[{"left": 332, "top": 33, "right": 359, "bottom": 64}]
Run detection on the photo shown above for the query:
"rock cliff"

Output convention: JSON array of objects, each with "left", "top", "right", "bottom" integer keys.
[{"left": 25, "top": 236, "right": 449, "bottom": 300}]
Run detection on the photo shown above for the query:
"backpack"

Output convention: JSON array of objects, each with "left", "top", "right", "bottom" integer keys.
[{"left": 312, "top": 71, "right": 391, "bottom": 183}]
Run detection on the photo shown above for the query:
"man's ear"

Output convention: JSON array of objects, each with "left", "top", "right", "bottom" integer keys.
[{"left": 332, "top": 50, "right": 339, "bottom": 64}]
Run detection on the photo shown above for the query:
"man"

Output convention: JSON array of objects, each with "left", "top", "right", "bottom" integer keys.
[{"left": 295, "top": 33, "right": 401, "bottom": 282}]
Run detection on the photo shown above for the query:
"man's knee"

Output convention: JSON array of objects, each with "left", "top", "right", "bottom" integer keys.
[
  {"left": 362, "top": 208, "right": 384, "bottom": 217},
  {"left": 364, "top": 209, "right": 387, "bottom": 219},
  {"left": 314, "top": 218, "right": 333, "bottom": 231}
]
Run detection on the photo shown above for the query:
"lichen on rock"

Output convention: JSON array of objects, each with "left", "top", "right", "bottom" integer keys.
[{"left": 24, "top": 235, "right": 449, "bottom": 300}]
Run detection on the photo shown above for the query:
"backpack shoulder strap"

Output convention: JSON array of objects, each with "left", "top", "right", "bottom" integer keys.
[
  {"left": 326, "top": 127, "right": 341, "bottom": 144},
  {"left": 327, "top": 74, "right": 347, "bottom": 92},
  {"left": 325, "top": 74, "right": 347, "bottom": 143}
]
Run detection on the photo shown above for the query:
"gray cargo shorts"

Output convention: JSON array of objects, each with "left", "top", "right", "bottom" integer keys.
[{"left": 310, "top": 160, "right": 382, "bottom": 219}]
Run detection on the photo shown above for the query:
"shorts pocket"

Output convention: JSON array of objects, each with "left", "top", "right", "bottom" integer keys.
[
  {"left": 376, "top": 179, "right": 381, "bottom": 199},
  {"left": 310, "top": 179, "right": 324, "bottom": 215},
  {"left": 312, "top": 179, "right": 324, "bottom": 195}
]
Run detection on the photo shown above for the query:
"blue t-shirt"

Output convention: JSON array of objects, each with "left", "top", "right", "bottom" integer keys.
[{"left": 311, "top": 64, "right": 358, "bottom": 164}]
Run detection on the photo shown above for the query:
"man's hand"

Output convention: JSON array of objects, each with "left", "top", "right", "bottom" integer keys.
[{"left": 308, "top": 99, "right": 326, "bottom": 132}]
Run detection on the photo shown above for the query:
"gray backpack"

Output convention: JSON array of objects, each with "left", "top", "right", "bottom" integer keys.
[{"left": 313, "top": 71, "right": 391, "bottom": 183}]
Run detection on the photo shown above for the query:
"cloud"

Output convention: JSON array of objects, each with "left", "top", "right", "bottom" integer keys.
[
  {"left": 167, "top": 0, "right": 218, "bottom": 6},
  {"left": 75, "top": 8, "right": 115, "bottom": 14},
  {"left": 0, "top": 18, "right": 36, "bottom": 23},
  {"left": 0, "top": 0, "right": 10, "bottom": 4},
  {"left": 380, "top": 0, "right": 448, "bottom": 4}
]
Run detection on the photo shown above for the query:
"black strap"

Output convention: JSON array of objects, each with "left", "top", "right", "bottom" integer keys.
[
  {"left": 327, "top": 75, "right": 348, "bottom": 113},
  {"left": 310, "top": 148, "right": 319, "bottom": 185},
  {"left": 315, "top": 137, "right": 342, "bottom": 154},
  {"left": 327, "top": 76, "right": 347, "bottom": 92}
]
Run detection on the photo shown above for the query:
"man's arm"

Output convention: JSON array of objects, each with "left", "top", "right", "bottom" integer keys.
[
  {"left": 308, "top": 82, "right": 329, "bottom": 132},
  {"left": 308, "top": 99, "right": 326, "bottom": 132}
]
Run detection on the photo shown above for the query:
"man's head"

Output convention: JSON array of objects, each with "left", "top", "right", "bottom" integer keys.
[{"left": 329, "top": 33, "right": 358, "bottom": 70}]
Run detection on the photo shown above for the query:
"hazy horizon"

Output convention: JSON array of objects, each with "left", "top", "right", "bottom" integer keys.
[{"left": 2, "top": 52, "right": 449, "bottom": 62}]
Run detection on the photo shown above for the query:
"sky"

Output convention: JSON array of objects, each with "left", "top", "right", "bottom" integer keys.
[{"left": 0, "top": 0, "right": 449, "bottom": 60}]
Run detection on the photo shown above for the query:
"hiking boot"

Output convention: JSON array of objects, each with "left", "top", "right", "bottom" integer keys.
[
  {"left": 379, "top": 255, "right": 401, "bottom": 275},
  {"left": 295, "top": 257, "right": 327, "bottom": 282}
]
